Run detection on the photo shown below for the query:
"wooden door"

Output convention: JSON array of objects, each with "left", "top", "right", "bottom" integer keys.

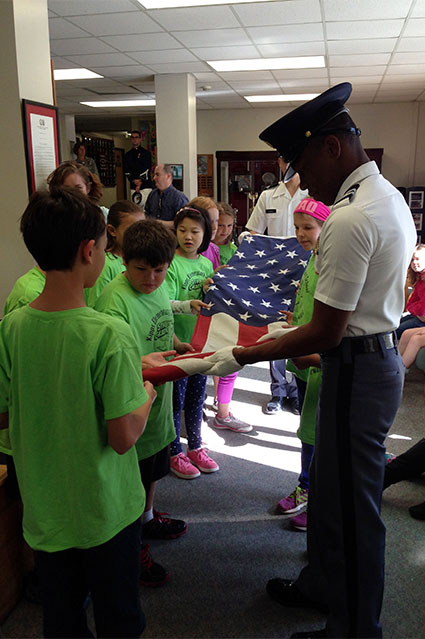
[{"left": 114, "top": 148, "right": 126, "bottom": 200}]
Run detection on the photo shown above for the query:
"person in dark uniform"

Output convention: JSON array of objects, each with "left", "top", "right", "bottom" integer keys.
[
  {"left": 209, "top": 83, "right": 416, "bottom": 638},
  {"left": 123, "top": 130, "right": 152, "bottom": 197}
]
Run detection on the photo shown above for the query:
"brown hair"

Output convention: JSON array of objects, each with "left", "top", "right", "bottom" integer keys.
[
  {"left": 188, "top": 196, "right": 217, "bottom": 211},
  {"left": 407, "top": 244, "right": 425, "bottom": 287},
  {"left": 47, "top": 161, "right": 103, "bottom": 203},
  {"left": 106, "top": 200, "right": 144, "bottom": 252}
]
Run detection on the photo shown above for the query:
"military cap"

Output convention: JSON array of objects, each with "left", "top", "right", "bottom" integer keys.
[{"left": 260, "top": 82, "right": 360, "bottom": 181}]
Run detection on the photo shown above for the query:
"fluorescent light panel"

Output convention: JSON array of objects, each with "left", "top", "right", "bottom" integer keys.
[
  {"left": 245, "top": 94, "right": 319, "bottom": 102},
  {"left": 54, "top": 68, "right": 103, "bottom": 80},
  {"left": 139, "top": 0, "right": 270, "bottom": 7},
  {"left": 81, "top": 100, "right": 156, "bottom": 107},
  {"left": 208, "top": 56, "right": 325, "bottom": 72}
]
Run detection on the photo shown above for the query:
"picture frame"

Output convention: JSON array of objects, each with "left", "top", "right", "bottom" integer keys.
[
  {"left": 408, "top": 190, "right": 424, "bottom": 210},
  {"left": 412, "top": 212, "right": 423, "bottom": 231},
  {"left": 169, "top": 164, "right": 183, "bottom": 181},
  {"left": 22, "top": 99, "right": 61, "bottom": 195}
]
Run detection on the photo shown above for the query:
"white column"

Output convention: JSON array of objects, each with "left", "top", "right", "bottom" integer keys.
[
  {"left": 0, "top": 0, "right": 53, "bottom": 310},
  {"left": 154, "top": 73, "right": 197, "bottom": 200}
]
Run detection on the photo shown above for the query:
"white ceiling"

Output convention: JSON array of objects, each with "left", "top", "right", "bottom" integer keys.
[{"left": 48, "top": 0, "right": 425, "bottom": 117}]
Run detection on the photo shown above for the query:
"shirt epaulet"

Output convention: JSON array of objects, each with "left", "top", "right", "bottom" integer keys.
[{"left": 333, "top": 183, "right": 360, "bottom": 208}]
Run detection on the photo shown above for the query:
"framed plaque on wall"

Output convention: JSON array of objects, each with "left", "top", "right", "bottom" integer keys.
[{"left": 22, "top": 99, "right": 60, "bottom": 195}]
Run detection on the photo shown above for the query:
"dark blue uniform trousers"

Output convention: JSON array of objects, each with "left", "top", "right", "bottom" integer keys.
[{"left": 296, "top": 337, "right": 404, "bottom": 638}]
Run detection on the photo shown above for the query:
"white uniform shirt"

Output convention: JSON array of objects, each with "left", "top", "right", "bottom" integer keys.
[
  {"left": 246, "top": 182, "right": 308, "bottom": 237},
  {"left": 314, "top": 161, "right": 416, "bottom": 337}
]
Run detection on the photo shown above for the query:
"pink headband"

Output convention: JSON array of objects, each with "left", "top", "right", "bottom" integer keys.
[{"left": 294, "top": 197, "right": 331, "bottom": 222}]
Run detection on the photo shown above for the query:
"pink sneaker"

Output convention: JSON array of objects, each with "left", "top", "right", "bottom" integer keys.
[
  {"left": 187, "top": 447, "right": 219, "bottom": 473},
  {"left": 290, "top": 510, "right": 307, "bottom": 532},
  {"left": 170, "top": 453, "right": 200, "bottom": 479},
  {"left": 277, "top": 486, "right": 308, "bottom": 514}
]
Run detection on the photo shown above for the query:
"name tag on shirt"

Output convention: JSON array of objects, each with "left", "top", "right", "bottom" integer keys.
[{"left": 265, "top": 209, "right": 277, "bottom": 214}]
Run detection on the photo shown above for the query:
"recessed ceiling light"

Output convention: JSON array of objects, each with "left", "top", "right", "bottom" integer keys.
[
  {"left": 80, "top": 100, "right": 156, "bottom": 108},
  {"left": 208, "top": 57, "right": 325, "bottom": 72},
  {"left": 139, "top": 0, "right": 271, "bottom": 7},
  {"left": 54, "top": 69, "right": 103, "bottom": 80},
  {"left": 245, "top": 94, "right": 319, "bottom": 102}
]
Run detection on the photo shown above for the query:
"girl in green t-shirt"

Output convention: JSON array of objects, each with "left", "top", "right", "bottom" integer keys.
[
  {"left": 165, "top": 206, "right": 219, "bottom": 479},
  {"left": 276, "top": 198, "right": 331, "bottom": 532}
]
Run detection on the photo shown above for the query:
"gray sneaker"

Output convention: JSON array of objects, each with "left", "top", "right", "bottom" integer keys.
[{"left": 213, "top": 412, "right": 253, "bottom": 433}]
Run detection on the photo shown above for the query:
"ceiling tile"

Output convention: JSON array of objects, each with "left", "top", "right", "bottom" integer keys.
[
  {"left": 247, "top": 23, "right": 324, "bottom": 44},
  {"left": 48, "top": 0, "right": 139, "bottom": 16},
  {"left": 65, "top": 53, "right": 138, "bottom": 67},
  {"left": 171, "top": 28, "right": 251, "bottom": 48},
  {"left": 404, "top": 18, "right": 425, "bottom": 37},
  {"left": 392, "top": 52, "right": 425, "bottom": 64},
  {"left": 258, "top": 42, "right": 325, "bottom": 57},
  {"left": 129, "top": 49, "right": 197, "bottom": 64},
  {"left": 194, "top": 72, "right": 223, "bottom": 82},
  {"left": 90, "top": 65, "right": 153, "bottom": 78},
  {"left": 50, "top": 37, "right": 117, "bottom": 56},
  {"left": 234, "top": 0, "right": 321, "bottom": 25},
  {"left": 327, "top": 38, "right": 397, "bottom": 55},
  {"left": 227, "top": 80, "right": 280, "bottom": 91},
  {"left": 329, "top": 66, "right": 386, "bottom": 77},
  {"left": 52, "top": 56, "right": 82, "bottom": 69},
  {"left": 386, "top": 64, "right": 425, "bottom": 75},
  {"left": 327, "top": 20, "right": 403, "bottom": 40},
  {"left": 381, "top": 74, "right": 425, "bottom": 85},
  {"left": 149, "top": 6, "right": 239, "bottom": 31},
  {"left": 411, "top": 0, "right": 425, "bottom": 17},
  {"left": 145, "top": 61, "right": 210, "bottom": 73},
  {"left": 49, "top": 18, "right": 90, "bottom": 39},
  {"left": 323, "top": 0, "right": 412, "bottom": 21},
  {"left": 191, "top": 46, "right": 260, "bottom": 61},
  {"left": 101, "top": 33, "right": 182, "bottom": 51},
  {"left": 277, "top": 78, "right": 331, "bottom": 89},
  {"left": 334, "top": 75, "right": 384, "bottom": 84},
  {"left": 272, "top": 68, "right": 328, "bottom": 80},
  {"left": 396, "top": 37, "right": 425, "bottom": 52},
  {"left": 329, "top": 53, "right": 391, "bottom": 67},
  {"left": 67, "top": 12, "right": 163, "bottom": 36},
  {"left": 55, "top": 86, "right": 98, "bottom": 97}
]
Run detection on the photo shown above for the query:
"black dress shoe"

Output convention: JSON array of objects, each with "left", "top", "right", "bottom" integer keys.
[
  {"left": 284, "top": 397, "right": 301, "bottom": 415},
  {"left": 265, "top": 396, "right": 283, "bottom": 414},
  {"left": 409, "top": 501, "right": 425, "bottom": 520},
  {"left": 266, "top": 578, "right": 328, "bottom": 612},
  {"left": 291, "top": 629, "right": 327, "bottom": 638}
]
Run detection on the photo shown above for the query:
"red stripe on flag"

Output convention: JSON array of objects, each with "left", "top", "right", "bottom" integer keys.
[
  {"left": 237, "top": 322, "right": 269, "bottom": 347},
  {"left": 191, "top": 314, "right": 212, "bottom": 351}
]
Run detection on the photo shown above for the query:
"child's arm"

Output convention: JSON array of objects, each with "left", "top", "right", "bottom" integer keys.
[
  {"left": 141, "top": 350, "right": 176, "bottom": 369},
  {"left": 107, "top": 381, "right": 156, "bottom": 455},
  {"left": 0, "top": 412, "right": 9, "bottom": 429},
  {"left": 173, "top": 334, "right": 195, "bottom": 355},
  {"left": 170, "top": 299, "right": 211, "bottom": 315}
]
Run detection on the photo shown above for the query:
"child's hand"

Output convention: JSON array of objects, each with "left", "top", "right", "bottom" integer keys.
[
  {"left": 279, "top": 310, "right": 293, "bottom": 325},
  {"left": 175, "top": 342, "right": 196, "bottom": 355},
  {"left": 203, "top": 277, "right": 214, "bottom": 294},
  {"left": 190, "top": 299, "right": 211, "bottom": 315},
  {"left": 290, "top": 354, "right": 321, "bottom": 370},
  {"left": 213, "top": 264, "right": 228, "bottom": 274},
  {"left": 141, "top": 350, "right": 176, "bottom": 369},
  {"left": 144, "top": 380, "right": 157, "bottom": 403}
]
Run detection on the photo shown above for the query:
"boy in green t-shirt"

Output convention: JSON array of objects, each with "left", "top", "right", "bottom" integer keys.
[
  {"left": 0, "top": 188, "right": 156, "bottom": 638},
  {"left": 95, "top": 219, "right": 204, "bottom": 587}
]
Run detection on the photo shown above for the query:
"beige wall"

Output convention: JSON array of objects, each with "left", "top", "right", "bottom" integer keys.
[{"left": 197, "top": 101, "right": 425, "bottom": 194}]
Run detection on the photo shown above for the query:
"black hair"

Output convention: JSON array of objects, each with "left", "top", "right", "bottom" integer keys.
[
  {"left": 173, "top": 206, "right": 212, "bottom": 254},
  {"left": 107, "top": 200, "right": 144, "bottom": 251},
  {"left": 131, "top": 130, "right": 141, "bottom": 137},
  {"left": 20, "top": 187, "right": 105, "bottom": 271},
  {"left": 123, "top": 219, "right": 177, "bottom": 266}
]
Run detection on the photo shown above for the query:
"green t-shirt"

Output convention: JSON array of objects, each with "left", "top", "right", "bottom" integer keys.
[
  {"left": 95, "top": 274, "right": 175, "bottom": 460},
  {"left": 3, "top": 267, "right": 45, "bottom": 316},
  {"left": 218, "top": 241, "right": 237, "bottom": 266},
  {"left": 85, "top": 252, "right": 124, "bottom": 307},
  {"left": 1, "top": 267, "right": 47, "bottom": 456},
  {"left": 0, "top": 305, "right": 147, "bottom": 552},
  {"left": 164, "top": 254, "right": 213, "bottom": 343}
]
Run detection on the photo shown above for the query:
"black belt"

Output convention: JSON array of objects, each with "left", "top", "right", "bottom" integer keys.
[{"left": 322, "top": 332, "right": 397, "bottom": 358}]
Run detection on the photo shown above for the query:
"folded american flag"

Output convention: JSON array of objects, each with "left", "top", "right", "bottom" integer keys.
[{"left": 143, "top": 234, "right": 310, "bottom": 384}]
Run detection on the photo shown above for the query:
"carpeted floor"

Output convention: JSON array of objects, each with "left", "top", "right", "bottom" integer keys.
[{"left": 1, "top": 363, "right": 424, "bottom": 639}]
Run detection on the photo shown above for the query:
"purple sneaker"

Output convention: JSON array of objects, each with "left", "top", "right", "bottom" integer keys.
[
  {"left": 277, "top": 486, "right": 308, "bottom": 514},
  {"left": 290, "top": 510, "right": 307, "bottom": 532}
]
